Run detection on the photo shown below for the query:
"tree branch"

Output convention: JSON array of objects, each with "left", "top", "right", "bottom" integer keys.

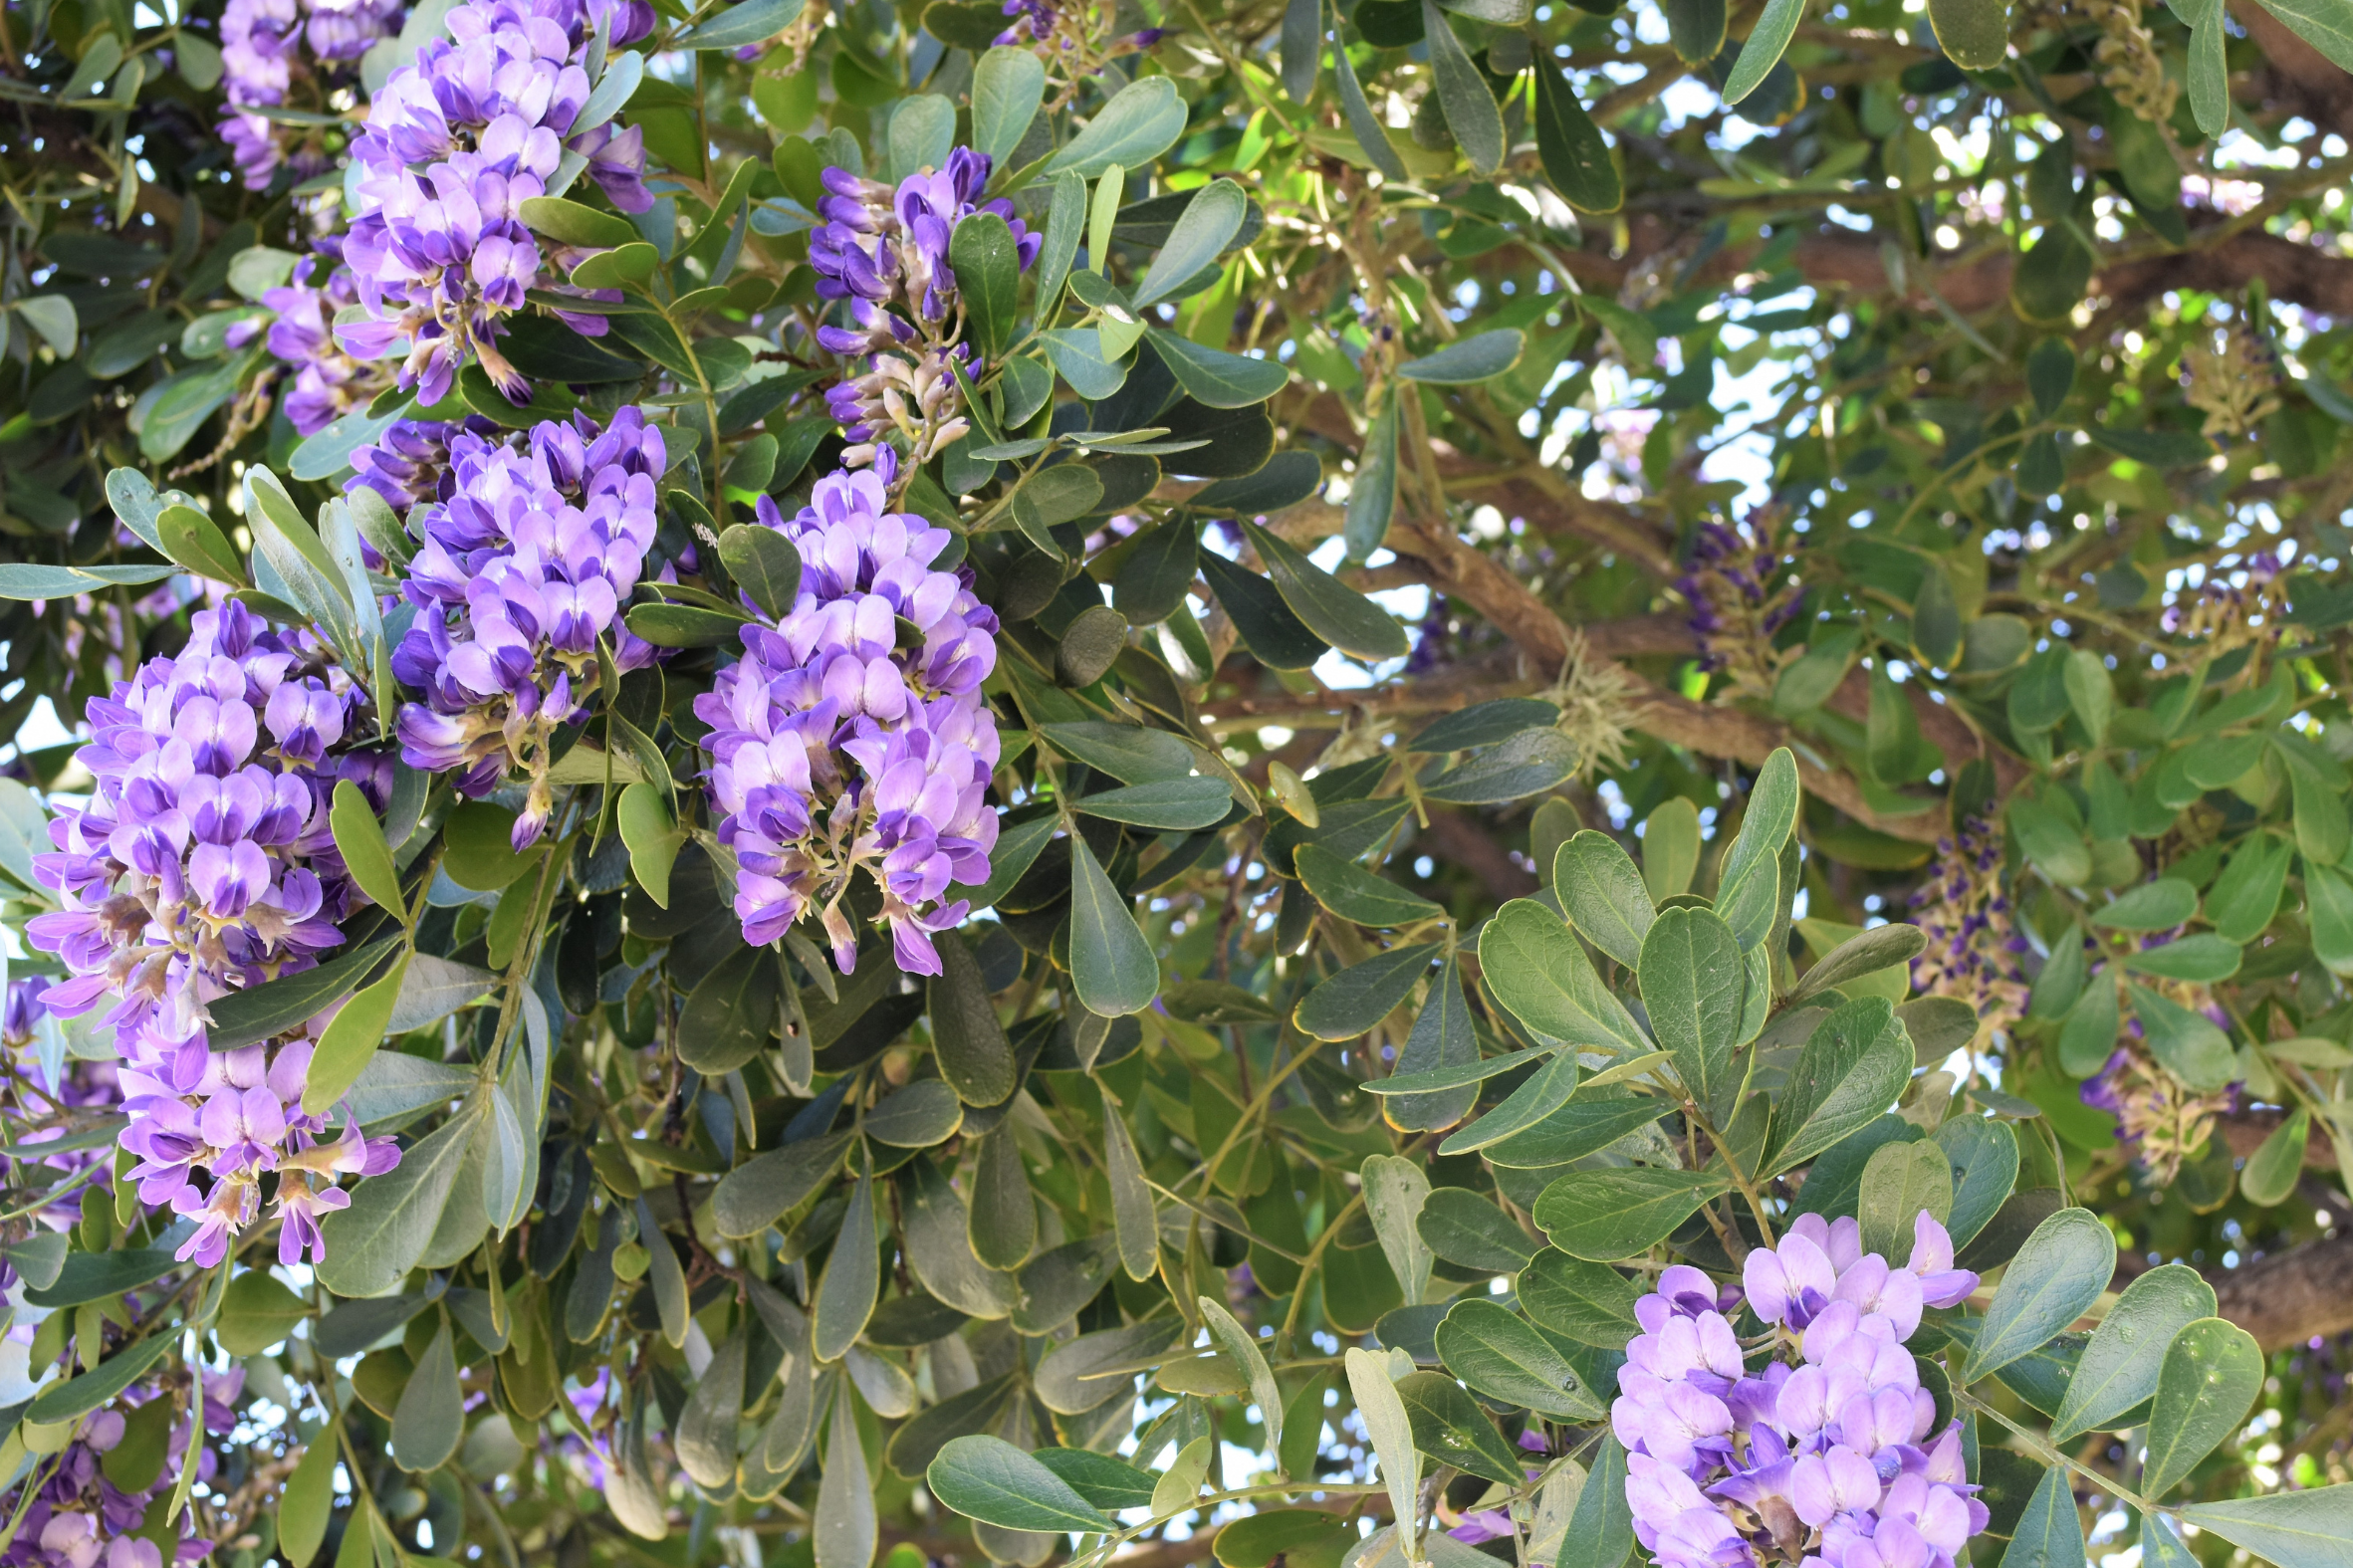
[{"left": 2213, "top": 1234, "right": 2353, "bottom": 1354}]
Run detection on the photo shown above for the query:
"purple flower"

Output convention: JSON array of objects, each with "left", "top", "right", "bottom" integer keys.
[
  {"left": 218, "top": 0, "right": 403, "bottom": 190},
  {"left": 808, "top": 149, "right": 1040, "bottom": 471},
  {"left": 1614, "top": 1215, "right": 1986, "bottom": 1568},
  {"left": 23, "top": 602, "right": 403, "bottom": 1269},
  {"left": 389, "top": 406, "right": 663, "bottom": 846},
  {"left": 696, "top": 461, "right": 1001, "bottom": 977},
  {"left": 339, "top": 0, "right": 652, "bottom": 405}
]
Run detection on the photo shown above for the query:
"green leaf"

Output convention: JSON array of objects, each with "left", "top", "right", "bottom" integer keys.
[
  {"left": 317, "top": 1101, "right": 482, "bottom": 1298},
  {"left": 2093, "top": 877, "right": 2198, "bottom": 930},
  {"left": 1927, "top": 0, "right": 2010, "bottom": 68},
  {"left": 1199, "top": 1296, "right": 1285, "bottom": 1462},
  {"left": 1723, "top": 0, "right": 1808, "bottom": 103},
  {"left": 1421, "top": 0, "right": 1505, "bottom": 173},
  {"left": 2177, "top": 1482, "right": 2353, "bottom": 1568},
  {"left": 14, "top": 295, "right": 79, "bottom": 355},
  {"left": 677, "top": 942, "right": 782, "bottom": 1075},
  {"left": 1520, "top": 1252, "right": 1643, "bottom": 1347},
  {"left": 1479, "top": 1091, "right": 1671, "bottom": 1169},
  {"left": 1793, "top": 922, "right": 1927, "bottom": 999},
  {"left": 616, "top": 782, "right": 680, "bottom": 908},
  {"left": 676, "top": 0, "right": 806, "bottom": 48},
  {"left": 1395, "top": 1369, "right": 1524, "bottom": 1485},
  {"left": 1331, "top": 37, "right": 1410, "bottom": 179},
  {"left": 716, "top": 524, "right": 803, "bottom": 620},
  {"left": 1069, "top": 833, "right": 1160, "bottom": 1015},
  {"left": 930, "top": 931, "right": 1017, "bottom": 1106},
  {"left": 928, "top": 1435, "right": 1117, "bottom": 1533},
  {"left": 951, "top": 211, "right": 1021, "bottom": 360},
  {"left": 1765, "top": 997, "right": 1913, "bottom": 1176},
  {"left": 2207, "top": 832, "right": 2291, "bottom": 942},
  {"left": 1361, "top": 1152, "right": 1435, "bottom": 1302},
  {"left": 153, "top": 503, "right": 248, "bottom": 585},
  {"left": 1047, "top": 77, "right": 1190, "bottom": 178},
  {"left": 1241, "top": 521, "right": 1408, "bottom": 660},
  {"left": 1414, "top": 1187, "right": 1540, "bottom": 1269},
  {"left": 216, "top": 1272, "right": 309, "bottom": 1356},
  {"left": 1552, "top": 831, "right": 1654, "bottom": 969},
  {"left": 1640, "top": 905, "right": 1746, "bottom": 1118},
  {"left": 2124, "top": 982, "right": 2236, "bottom": 1092},
  {"left": 1344, "top": 399, "right": 1400, "bottom": 563},
  {"left": 625, "top": 601, "right": 754, "bottom": 649},
  {"left": 1435, "top": 1299, "right": 1605, "bottom": 1419},
  {"left": 392, "top": 1320, "right": 464, "bottom": 1472},
  {"left": 1423, "top": 729, "right": 1581, "bottom": 804},
  {"left": 1295, "top": 943, "right": 1442, "bottom": 1040},
  {"left": 675, "top": 1323, "right": 748, "bottom": 1488},
  {"left": 1934, "top": 1116, "right": 2019, "bottom": 1248},
  {"left": 1532, "top": 53, "right": 1622, "bottom": 213},
  {"left": 1199, "top": 550, "right": 1329, "bottom": 669},
  {"left": 305, "top": 952, "right": 409, "bottom": 1118},
  {"left": 1961, "top": 1206, "right": 2117, "bottom": 1383},
  {"left": 814, "top": 1159, "right": 879, "bottom": 1361},
  {"left": 331, "top": 779, "right": 405, "bottom": 922},
  {"left": 711, "top": 1131, "right": 852, "bottom": 1238},
  {"left": 1295, "top": 844, "right": 1444, "bottom": 927},
  {"left": 1857, "top": 1139, "right": 1953, "bottom": 1261},
  {"left": 1716, "top": 748, "right": 1798, "bottom": 948},
  {"left": 1532, "top": 1168, "right": 1729, "bottom": 1259},
  {"left": 1398, "top": 330, "right": 1526, "bottom": 384},
  {"left": 2310, "top": 861, "right": 2353, "bottom": 978},
  {"left": 207, "top": 936, "right": 400, "bottom": 1050},
  {"left": 2050, "top": 1262, "right": 2218, "bottom": 1442},
  {"left": 1135, "top": 179, "right": 1247, "bottom": 306},
  {"left": 518, "top": 195, "right": 639, "bottom": 248},
  {"left": 865, "top": 1080, "right": 964, "bottom": 1148},
  {"left": 973, "top": 47, "right": 1047, "bottom": 165},
  {"left": 1149, "top": 331, "right": 1290, "bottom": 409},
  {"left": 2240, "top": 1107, "right": 2311, "bottom": 1206},
  {"left": 279, "top": 1430, "right": 340, "bottom": 1567},
  {"left": 1435, "top": 1049, "right": 1580, "bottom": 1156},
  {"left": 29, "top": 1333, "right": 175, "bottom": 1424},
  {"left": 2173, "top": 0, "right": 2227, "bottom": 133},
  {"left": 0, "top": 563, "right": 180, "bottom": 600},
  {"left": 2008, "top": 793, "right": 2090, "bottom": 887},
  {"left": 1071, "top": 778, "right": 1235, "bottom": 831},
  {"left": 1040, "top": 721, "right": 1198, "bottom": 783},
  {"left": 2145, "top": 1317, "right": 2263, "bottom": 1495},
  {"left": 1478, "top": 899, "right": 1647, "bottom": 1053},
  {"left": 2121, "top": 933, "right": 2241, "bottom": 983},
  {"left": 1561, "top": 1436, "right": 1637, "bottom": 1568},
  {"left": 26, "top": 1246, "right": 181, "bottom": 1309},
  {"left": 2002, "top": 1463, "right": 2087, "bottom": 1568}
]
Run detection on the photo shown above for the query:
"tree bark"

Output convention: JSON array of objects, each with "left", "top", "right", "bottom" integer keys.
[{"left": 2214, "top": 1234, "right": 2353, "bottom": 1354}]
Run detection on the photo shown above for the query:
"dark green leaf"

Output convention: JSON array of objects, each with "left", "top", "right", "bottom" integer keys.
[
  {"left": 1294, "top": 943, "right": 1441, "bottom": 1041},
  {"left": 1532, "top": 1168, "right": 1729, "bottom": 1259},
  {"left": 1961, "top": 1206, "right": 2117, "bottom": 1383}
]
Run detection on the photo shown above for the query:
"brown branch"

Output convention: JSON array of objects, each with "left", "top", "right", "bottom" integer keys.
[
  {"left": 2214, "top": 1235, "right": 2353, "bottom": 1354},
  {"left": 2232, "top": 0, "right": 2353, "bottom": 143},
  {"left": 1417, "top": 809, "right": 1541, "bottom": 903},
  {"left": 1384, "top": 510, "right": 1953, "bottom": 842}
]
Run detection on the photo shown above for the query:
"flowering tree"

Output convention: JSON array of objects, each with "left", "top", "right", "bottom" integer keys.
[{"left": 5, "top": 0, "right": 2353, "bottom": 1567}]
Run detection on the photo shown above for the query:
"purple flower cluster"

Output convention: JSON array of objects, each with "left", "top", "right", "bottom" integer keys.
[
  {"left": 992, "top": 0, "right": 1164, "bottom": 68},
  {"left": 697, "top": 457, "right": 1002, "bottom": 977},
  {"left": 218, "top": 0, "right": 405, "bottom": 190},
  {"left": 2080, "top": 1036, "right": 2238, "bottom": 1181},
  {"left": 1614, "top": 1214, "right": 1983, "bottom": 1568},
  {"left": 1680, "top": 518, "right": 1801, "bottom": 699},
  {"left": 242, "top": 248, "right": 392, "bottom": 437},
  {"left": 337, "top": 0, "right": 654, "bottom": 406},
  {"left": 810, "top": 149, "right": 1039, "bottom": 471},
  {"left": 348, "top": 414, "right": 499, "bottom": 518},
  {"left": 23, "top": 602, "right": 402, "bottom": 1268},
  {"left": 1905, "top": 814, "right": 2027, "bottom": 1043},
  {"left": 0, "top": 1375, "right": 216, "bottom": 1568},
  {"left": 390, "top": 407, "right": 664, "bottom": 848}
]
